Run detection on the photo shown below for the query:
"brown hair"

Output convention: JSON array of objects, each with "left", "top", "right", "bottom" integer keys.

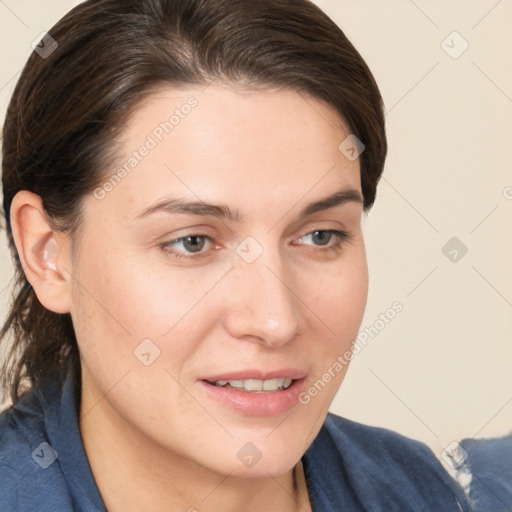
[{"left": 1, "top": 0, "right": 387, "bottom": 405}]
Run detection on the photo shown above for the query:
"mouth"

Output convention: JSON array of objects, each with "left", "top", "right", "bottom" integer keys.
[
  {"left": 205, "top": 377, "right": 294, "bottom": 393},
  {"left": 197, "top": 371, "right": 307, "bottom": 416}
]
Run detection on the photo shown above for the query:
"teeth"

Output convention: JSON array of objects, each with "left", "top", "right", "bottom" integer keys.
[
  {"left": 263, "top": 378, "right": 279, "bottom": 391},
  {"left": 213, "top": 378, "right": 293, "bottom": 392},
  {"left": 244, "top": 379, "right": 263, "bottom": 391}
]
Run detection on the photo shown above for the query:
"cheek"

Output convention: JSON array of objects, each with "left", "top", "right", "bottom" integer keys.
[
  {"left": 70, "top": 245, "right": 229, "bottom": 378},
  {"left": 297, "top": 244, "right": 368, "bottom": 405},
  {"left": 305, "top": 245, "right": 368, "bottom": 339}
]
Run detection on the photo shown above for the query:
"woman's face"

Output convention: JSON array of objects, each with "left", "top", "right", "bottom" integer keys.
[{"left": 71, "top": 84, "right": 368, "bottom": 477}]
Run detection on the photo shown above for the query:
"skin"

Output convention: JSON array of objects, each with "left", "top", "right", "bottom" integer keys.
[{"left": 11, "top": 84, "right": 369, "bottom": 512}]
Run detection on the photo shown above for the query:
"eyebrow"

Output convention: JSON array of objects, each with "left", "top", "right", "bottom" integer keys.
[{"left": 135, "top": 188, "right": 363, "bottom": 222}]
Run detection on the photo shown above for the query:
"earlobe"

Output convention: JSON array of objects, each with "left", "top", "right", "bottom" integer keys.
[{"left": 9, "top": 190, "right": 73, "bottom": 314}]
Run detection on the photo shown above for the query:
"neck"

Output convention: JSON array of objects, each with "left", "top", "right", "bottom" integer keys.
[{"left": 78, "top": 374, "right": 311, "bottom": 512}]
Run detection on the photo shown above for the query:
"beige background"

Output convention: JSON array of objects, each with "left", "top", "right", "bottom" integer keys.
[{"left": 0, "top": 0, "right": 511, "bottom": 461}]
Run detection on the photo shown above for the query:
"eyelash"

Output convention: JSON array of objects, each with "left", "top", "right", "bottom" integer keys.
[{"left": 161, "top": 229, "right": 352, "bottom": 260}]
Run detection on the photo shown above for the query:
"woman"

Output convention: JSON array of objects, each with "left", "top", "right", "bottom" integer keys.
[{"left": 0, "top": 0, "right": 494, "bottom": 510}]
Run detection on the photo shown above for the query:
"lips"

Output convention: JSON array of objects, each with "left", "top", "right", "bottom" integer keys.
[{"left": 197, "top": 369, "right": 308, "bottom": 416}]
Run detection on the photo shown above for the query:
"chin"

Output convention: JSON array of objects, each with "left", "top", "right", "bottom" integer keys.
[
  {"left": 218, "top": 452, "right": 301, "bottom": 479},
  {"left": 192, "top": 424, "right": 310, "bottom": 478}
]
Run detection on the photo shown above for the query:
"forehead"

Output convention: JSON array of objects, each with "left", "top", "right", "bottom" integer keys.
[{"left": 87, "top": 84, "right": 362, "bottom": 223}]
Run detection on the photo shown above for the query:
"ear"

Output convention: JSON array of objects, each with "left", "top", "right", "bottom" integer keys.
[{"left": 9, "top": 190, "right": 73, "bottom": 314}]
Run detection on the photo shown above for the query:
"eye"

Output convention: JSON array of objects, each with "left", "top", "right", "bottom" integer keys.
[
  {"left": 298, "top": 230, "right": 337, "bottom": 246},
  {"left": 295, "top": 229, "right": 351, "bottom": 254},
  {"left": 161, "top": 234, "right": 213, "bottom": 259},
  {"left": 161, "top": 229, "right": 352, "bottom": 261}
]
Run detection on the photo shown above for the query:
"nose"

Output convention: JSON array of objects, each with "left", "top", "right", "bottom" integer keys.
[{"left": 222, "top": 247, "right": 303, "bottom": 348}]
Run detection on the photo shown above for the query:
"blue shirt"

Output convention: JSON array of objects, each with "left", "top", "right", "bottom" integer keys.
[{"left": 0, "top": 365, "right": 508, "bottom": 511}]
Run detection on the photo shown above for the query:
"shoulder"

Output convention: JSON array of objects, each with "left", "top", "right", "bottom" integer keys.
[
  {"left": 0, "top": 408, "right": 21, "bottom": 512},
  {"left": 459, "top": 434, "right": 512, "bottom": 512},
  {"left": 321, "top": 413, "right": 447, "bottom": 473},
  {"left": 0, "top": 390, "right": 45, "bottom": 511},
  {"left": 0, "top": 378, "right": 76, "bottom": 512},
  {"left": 303, "top": 413, "right": 471, "bottom": 511},
  {"left": 0, "top": 387, "right": 46, "bottom": 468}
]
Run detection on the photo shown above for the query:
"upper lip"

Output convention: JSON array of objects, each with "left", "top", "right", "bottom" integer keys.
[{"left": 200, "top": 369, "right": 307, "bottom": 382}]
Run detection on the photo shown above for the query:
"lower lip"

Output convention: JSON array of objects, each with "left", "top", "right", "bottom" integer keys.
[{"left": 197, "top": 378, "right": 306, "bottom": 416}]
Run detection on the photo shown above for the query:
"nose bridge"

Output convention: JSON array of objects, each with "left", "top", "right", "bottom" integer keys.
[{"left": 224, "top": 238, "right": 302, "bottom": 346}]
